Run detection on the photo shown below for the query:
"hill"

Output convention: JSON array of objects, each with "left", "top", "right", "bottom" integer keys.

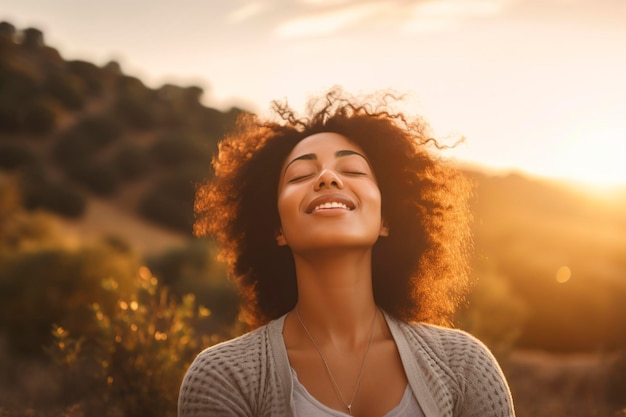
[{"left": 1, "top": 21, "right": 625, "bottom": 353}]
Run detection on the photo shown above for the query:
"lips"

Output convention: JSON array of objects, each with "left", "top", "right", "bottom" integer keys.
[{"left": 305, "top": 194, "right": 356, "bottom": 214}]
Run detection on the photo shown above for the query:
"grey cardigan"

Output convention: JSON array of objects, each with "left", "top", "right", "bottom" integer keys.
[{"left": 178, "top": 312, "right": 515, "bottom": 417}]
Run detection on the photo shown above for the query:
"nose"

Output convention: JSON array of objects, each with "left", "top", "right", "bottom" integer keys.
[{"left": 314, "top": 168, "right": 343, "bottom": 191}]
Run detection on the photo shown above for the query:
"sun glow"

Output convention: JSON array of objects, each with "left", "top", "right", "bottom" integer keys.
[{"left": 525, "top": 116, "right": 626, "bottom": 188}]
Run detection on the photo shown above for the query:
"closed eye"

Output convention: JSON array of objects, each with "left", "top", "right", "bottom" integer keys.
[{"left": 287, "top": 174, "right": 314, "bottom": 183}]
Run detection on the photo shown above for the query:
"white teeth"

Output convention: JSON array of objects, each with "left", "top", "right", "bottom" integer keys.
[{"left": 315, "top": 202, "right": 349, "bottom": 211}]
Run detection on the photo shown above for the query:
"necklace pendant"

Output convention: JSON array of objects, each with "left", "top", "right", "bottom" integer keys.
[{"left": 347, "top": 404, "right": 352, "bottom": 415}]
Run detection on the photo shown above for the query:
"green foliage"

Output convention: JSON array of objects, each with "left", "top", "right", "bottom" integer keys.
[
  {"left": 48, "top": 267, "right": 218, "bottom": 417},
  {"left": 138, "top": 167, "right": 206, "bottom": 232},
  {"left": 0, "top": 178, "right": 63, "bottom": 253},
  {"left": 19, "top": 167, "right": 86, "bottom": 217},
  {"left": 53, "top": 115, "right": 123, "bottom": 166},
  {"left": 146, "top": 240, "right": 239, "bottom": 334},
  {"left": 66, "top": 159, "right": 120, "bottom": 196},
  {"left": 114, "top": 144, "right": 152, "bottom": 180},
  {"left": 0, "top": 244, "right": 139, "bottom": 357},
  {"left": 44, "top": 72, "right": 85, "bottom": 110},
  {"left": 149, "top": 134, "right": 212, "bottom": 168},
  {"left": 22, "top": 97, "right": 59, "bottom": 135},
  {"left": 67, "top": 60, "right": 104, "bottom": 96},
  {"left": 0, "top": 142, "right": 38, "bottom": 170}
]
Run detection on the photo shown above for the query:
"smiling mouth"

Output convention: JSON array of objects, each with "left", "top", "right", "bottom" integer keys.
[
  {"left": 305, "top": 194, "right": 356, "bottom": 214},
  {"left": 313, "top": 201, "right": 350, "bottom": 212}
]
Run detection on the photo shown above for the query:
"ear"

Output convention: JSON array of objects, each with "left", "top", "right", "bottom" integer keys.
[
  {"left": 379, "top": 221, "right": 389, "bottom": 237},
  {"left": 275, "top": 229, "right": 288, "bottom": 246}
]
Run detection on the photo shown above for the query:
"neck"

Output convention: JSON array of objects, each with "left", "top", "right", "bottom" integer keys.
[{"left": 292, "top": 248, "right": 378, "bottom": 347}]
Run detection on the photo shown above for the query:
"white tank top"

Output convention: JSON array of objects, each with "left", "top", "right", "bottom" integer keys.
[{"left": 291, "top": 368, "right": 425, "bottom": 417}]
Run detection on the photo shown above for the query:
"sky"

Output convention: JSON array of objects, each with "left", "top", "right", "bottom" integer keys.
[{"left": 2, "top": 0, "right": 626, "bottom": 186}]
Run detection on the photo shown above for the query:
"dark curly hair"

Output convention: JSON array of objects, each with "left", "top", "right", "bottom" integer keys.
[{"left": 194, "top": 89, "right": 472, "bottom": 329}]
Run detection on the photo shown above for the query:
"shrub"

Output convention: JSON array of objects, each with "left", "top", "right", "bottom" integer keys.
[
  {"left": 67, "top": 60, "right": 103, "bottom": 96},
  {"left": 114, "top": 97, "right": 155, "bottom": 130},
  {"left": 114, "top": 144, "right": 151, "bottom": 180},
  {"left": 19, "top": 169, "right": 86, "bottom": 218},
  {"left": 0, "top": 143, "right": 37, "bottom": 170},
  {"left": 0, "top": 102, "right": 20, "bottom": 132},
  {"left": 48, "top": 267, "right": 219, "bottom": 417},
  {"left": 44, "top": 72, "right": 85, "bottom": 111},
  {"left": 53, "top": 132, "right": 94, "bottom": 167},
  {"left": 53, "top": 116, "right": 122, "bottom": 168},
  {"left": 138, "top": 188, "right": 193, "bottom": 233},
  {"left": 72, "top": 115, "right": 123, "bottom": 147},
  {"left": 149, "top": 135, "right": 211, "bottom": 168},
  {"left": 0, "top": 64, "right": 40, "bottom": 104},
  {"left": 146, "top": 240, "right": 238, "bottom": 334},
  {"left": 0, "top": 245, "right": 139, "bottom": 357},
  {"left": 138, "top": 168, "right": 205, "bottom": 233},
  {"left": 23, "top": 98, "right": 58, "bottom": 135},
  {"left": 66, "top": 159, "right": 120, "bottom": 196}
]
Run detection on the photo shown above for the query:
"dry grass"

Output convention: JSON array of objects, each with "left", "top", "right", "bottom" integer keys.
[
  {"left": 503, "top": 349, "right": 621, "bottom": 417},
  {"left": 54, "top": 196, "right": 187, "bottom": 254}
]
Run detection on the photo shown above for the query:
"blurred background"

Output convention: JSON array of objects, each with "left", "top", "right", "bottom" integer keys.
[{"left": 1, "top": 1, "right": 625, "bottom": 416}]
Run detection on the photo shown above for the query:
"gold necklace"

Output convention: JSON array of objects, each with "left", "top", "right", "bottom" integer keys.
[{"left": 295, "top": 306, "right": 378, "bottom": 416}]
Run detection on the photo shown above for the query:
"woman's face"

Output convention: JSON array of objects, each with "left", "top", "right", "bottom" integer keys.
[{"left": 276, "top": 132, "right": 387, "bottom": 253}]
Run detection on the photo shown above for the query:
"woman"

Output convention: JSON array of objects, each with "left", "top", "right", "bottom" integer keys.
[{"left": 179, "top": 89, "right": 515, "bottom": 417}]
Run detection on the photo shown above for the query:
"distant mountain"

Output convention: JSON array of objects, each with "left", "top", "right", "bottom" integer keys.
[{"left": 1, "top": 21, "right": 625, "bottom": 352}]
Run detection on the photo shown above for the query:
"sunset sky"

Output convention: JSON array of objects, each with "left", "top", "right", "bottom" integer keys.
[{"left": 3, "top": 0, "right": 625, "bottom": 186}]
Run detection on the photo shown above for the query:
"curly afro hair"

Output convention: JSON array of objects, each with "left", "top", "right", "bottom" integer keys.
[{"left": 194, "top": 88, "right": 472, "bottom": 329}]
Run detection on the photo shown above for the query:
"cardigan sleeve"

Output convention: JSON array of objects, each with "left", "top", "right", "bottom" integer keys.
[
  {"left": 444, "top": 330, "right": 515, "bottom": 417},
  {"left": 178, "top": 346, "right": 255, "bottom": 417},
  {"left": 178, "top": 325, "right": 276, "bottom": 417}
]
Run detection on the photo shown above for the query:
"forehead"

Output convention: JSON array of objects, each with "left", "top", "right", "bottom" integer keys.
[{"left": 285, "top": 132, "right": 366, "bottom": 161}]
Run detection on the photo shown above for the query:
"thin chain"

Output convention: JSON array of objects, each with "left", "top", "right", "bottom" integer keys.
[{"left": 295, "top": 306, "right": 378, "bottom": 416}]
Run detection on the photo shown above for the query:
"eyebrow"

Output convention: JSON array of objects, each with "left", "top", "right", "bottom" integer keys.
[{"left": 284, "top": 149, "right": 369, "bottom": 172}]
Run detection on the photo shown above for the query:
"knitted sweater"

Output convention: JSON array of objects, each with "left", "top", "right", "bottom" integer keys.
[{"left": 178, "top": 312, "right": 515, "bottom": 417}]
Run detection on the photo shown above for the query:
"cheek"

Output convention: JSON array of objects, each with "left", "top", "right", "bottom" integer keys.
[{"left": 277, "top": 188, "right": 299, "bottom": 226}]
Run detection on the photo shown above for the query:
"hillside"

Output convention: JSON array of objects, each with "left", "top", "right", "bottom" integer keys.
[
  {"left": 1, "top": 21, "right": 626, "bottom": 354},
  {"left": 0, "top": 21, "right": 244, "bottom": 237}
]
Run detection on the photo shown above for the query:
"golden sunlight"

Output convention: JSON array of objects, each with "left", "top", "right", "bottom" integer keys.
[{"left": 547, "top": 120, "right": 626, "bottom": 187}]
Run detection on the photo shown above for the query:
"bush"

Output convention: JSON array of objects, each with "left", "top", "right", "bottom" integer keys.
[
  {"left": 146, "top": 240, "right": 238, "bottom": 334},
  {"left": 48, "top": 267, "right": 219, "bottom": 417},
  {"left": 53, "top": 132, "right": 94, "bottom": 166},
  {"left": 66, "top": 159, "right": 120, "bottom": 196},
  {"left": 23, "top": 98, "right": 58, "bottom": 135},
  {"left": 0, "top": 64, "right": 40, "bottom": 104},
  {"left": 114, "top": 97, "right": 155, "bottom": 130},
  {"left": 20, "top": 169, "right": 86, "bottom": 218},
  {"left": 44, "top": 72, "right": 85, "bottom": 111},
  {"left": 149, "top": 135, "right": 211, "bottom": 168},
  {"left": 0, "top": 245, "right": 139, "bottom": 357},
  {"left": 114, "top": 144, "right": 152, "bottom": 181},
  {"left": 67, "top": 60, "right": 103, "bottom": 96},
  {"left": 0, "top": 143, "right": 37, "bottom": 170},
  {"left": 53, "top": 116, "right": 122, "bottom": 168},
  {"left": 138, "top": 168, "right": 205, "bottom": 233},
  {"left": 138, "top": 188, "right": 193, "bottom": 233},
  {"left": 73, "top": 115, "right": 123, "bottom": 147}
]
